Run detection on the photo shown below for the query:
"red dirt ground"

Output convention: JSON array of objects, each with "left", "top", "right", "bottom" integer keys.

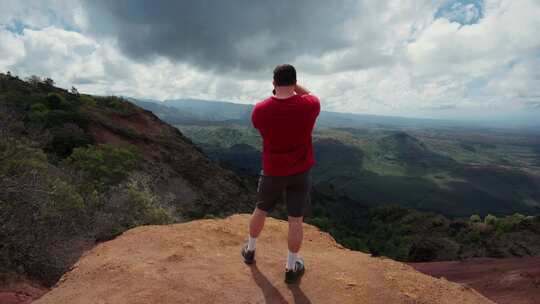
[
  {"left": 0, "top": 278, "right": 48, "bottom": 304},
  {"left": 410, "top": 257, "right": 540, "bottom": 304},
  {"left": 35, "top": 215, "right": 491, "bottom": 304}
]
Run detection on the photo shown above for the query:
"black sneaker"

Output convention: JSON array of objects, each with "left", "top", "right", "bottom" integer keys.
[
  {"left": 285, "top": 258, "right": 305, "bottom": 284},
  {"left": 241, "top": 244, "right": 255, "bottom": 264}
]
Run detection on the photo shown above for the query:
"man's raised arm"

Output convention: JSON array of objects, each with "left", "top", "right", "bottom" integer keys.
[
  {"left": 295, "top": 84, "right": 320, "bottom": 115},
  {"left": 294, "top": 84, "right": 311, "bottom": 96}
]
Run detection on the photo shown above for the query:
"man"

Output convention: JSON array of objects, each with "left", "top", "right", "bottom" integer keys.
[{"left": 241, "top": 64, "right": 320, "bottom": 284}]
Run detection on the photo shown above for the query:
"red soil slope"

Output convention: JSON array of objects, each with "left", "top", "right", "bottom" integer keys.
[
  {"left": 0, "top": 278, "right": 48, "bottom": 304},
  {"left": 410, "top": 257, "right": 540, "bottom": 304}
]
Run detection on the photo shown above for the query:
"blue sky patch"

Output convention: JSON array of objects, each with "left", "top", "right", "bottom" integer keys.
[
  {"left": 435, "top": 0, "right": 484, "bottom": 25},
  {"left": 5, "top": 20, "right": 26, "bottom": 34},
  {"left": 4, "top": 8, "right": 80, "bottom": 35}
]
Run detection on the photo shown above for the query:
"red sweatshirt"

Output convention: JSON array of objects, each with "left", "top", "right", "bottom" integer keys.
[{"left": 252, "top": 94, "right": 320, "bottom": 176}]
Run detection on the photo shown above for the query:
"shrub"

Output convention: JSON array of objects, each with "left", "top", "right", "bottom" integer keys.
[
  {"left": 79, "top": 95, "right": 97, "bottom": 106},
  {"left": 94, "top": 96, "right": 131, "bottom": 115},
  {"left": 0, "top": 137, "right": 48, "bottom": 173},
  {"left": 45, "top": 93, "right": 71, "bottom": 110},
  {"left": 24, "top": 92, "right": 88, "bottom": 130},
  {"left": 340, "top": 236, "right": 368, "bottom": 251},
  {"left": 470, "top": 214, "right": 481, "bottom": 223},
  {"left": 307, "top": 216, "right": 332, "bottom": 231},
  {"left": 368, "top": 204, "right": 410, "bottom": 223},
  {"left": 484, "top": 214, "right": 498, "bottom": 226},
  {"left": 28, "top": 103, "right": 49, "bottom": 123},
  {"left": 38, "top": 179, "right": 87, "bottom": 228},
  {"left": 44, "top": 124, "right": 94, "bottom": 159},
  {"left": 94, "top": 176, "right": 173, "bottom": 241},
  {"left": 43, "top": 109, "right": 88, "bottom": 129},
  {"left": 408, "top": 237, "right": 459, "bottom": 261},
  {"left": 0, "top": 137, "right": 91, "bottom": 284},
  {"left": 492, "top": 213, "right": 527, "bottom": 233},
  {"left": 62, "top": 144, "right": 140, "bottom": 192}
]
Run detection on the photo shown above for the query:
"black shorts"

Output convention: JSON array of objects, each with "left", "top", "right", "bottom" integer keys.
[{"left": 255, "top": 169, "right": 311, "bottom": 217}]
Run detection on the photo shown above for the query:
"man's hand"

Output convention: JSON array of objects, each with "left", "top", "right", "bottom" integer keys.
[{"left": 294, "top": 84, "right": 310, "bottom": 96}]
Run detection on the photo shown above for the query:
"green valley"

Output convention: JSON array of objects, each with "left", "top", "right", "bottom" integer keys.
[{"left": 172, "top": 122, "right": 540, "bottom": 217}]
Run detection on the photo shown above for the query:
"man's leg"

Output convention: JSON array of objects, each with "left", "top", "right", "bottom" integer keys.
[
  {"left": 243, "top": 173, "right": 279, "bottom": 263},
  {"left": 247, "top": 207, "right": 267, "bottom": 250},
  {"left": 284, "top": 170, "right": 310, "bottom": 278},
  {"left": 287, "top": 216, "right": 303, "bottom": 269}
]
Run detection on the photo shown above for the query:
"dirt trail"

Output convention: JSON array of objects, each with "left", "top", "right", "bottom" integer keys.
[{"left": 35, "top": 215, "right": 492, "bottom": 304}]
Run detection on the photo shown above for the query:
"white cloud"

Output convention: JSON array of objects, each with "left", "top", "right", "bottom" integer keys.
[
  {"left": 405, "top": 0, "right": 540, "bottom": 113},
  {"left": 0, "top": 0, "right": 539, "bottom": 121},
  {"left": 0, "top": 30, "right": 25, "bottom": 67}
]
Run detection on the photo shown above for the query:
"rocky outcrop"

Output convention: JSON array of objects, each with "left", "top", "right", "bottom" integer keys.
[{"left": 35, "top": 215, "right": 492, "bottom": 304}]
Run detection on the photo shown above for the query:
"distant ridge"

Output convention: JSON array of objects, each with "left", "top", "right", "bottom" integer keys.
[
  {"left": 130, "top": 97, "right": 540, "bottom": 130},
  {"left": 130, "top": 97, "right": 466, "bottom": 129}
]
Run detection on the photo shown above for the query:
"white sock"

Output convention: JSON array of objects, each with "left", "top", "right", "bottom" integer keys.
[
  {"left": 286, "top": 250, "right": 298, "bottom": 271},
  {"left": 247, "top": 236, "right": 256, "bottom": 251}
]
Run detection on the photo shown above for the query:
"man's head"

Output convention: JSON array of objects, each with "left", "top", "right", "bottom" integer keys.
[{"left": 273, "top": 64, "right": 296, "bottom": 87}]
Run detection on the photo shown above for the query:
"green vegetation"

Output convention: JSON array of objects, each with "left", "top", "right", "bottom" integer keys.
[
  {"left": 306, "top": 202, "right": 540, "bottom": 262},
  {"left": 174, "top": 120, "right": 540, "bottom": 217},
  {"left": 470, "top": 214, "right": 481, "bottom": 222},
  {"left": 93, "top": 95, "right": 133, "bottom": 115},
  {"left": 0, "top": 136, "right": 89, "bottom": 282},
  {"left": 44, "top": 125, "right": 94, "bottom": 159},
  {"left": 92, "top": 176, "right": 174, "bottom": 242},
  {"left": 136, "top": 99, "right": 540, "bottom": 216},
  {"left": 27, "top": 93, "right": 88, "bottom": 129},
  {"left": 0, "top": 74, "right": 140, "bottom": 158},
  {"left": 176, "top": 124, "right": 261, "bottom": 149},
  {"left": 0, "top": 73, "right": 173, "bottom": 285},
  {"left": 63, "top": 144, "right": 139, "bottom": 191},
  {"left": 0, "top": 135, "right": 171, "bottom": 285}
]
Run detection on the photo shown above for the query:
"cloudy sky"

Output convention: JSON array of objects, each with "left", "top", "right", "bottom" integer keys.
[{"left": 1, "top": 0, "right": 539, "bottom": 121}]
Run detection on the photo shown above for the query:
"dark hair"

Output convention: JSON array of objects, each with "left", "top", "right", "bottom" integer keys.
[{"left": 273, "top": 64, "right": 296, "bottom": 86}]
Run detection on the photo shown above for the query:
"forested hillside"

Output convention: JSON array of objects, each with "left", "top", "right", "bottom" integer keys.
[{"left": 0, "top": 73, "right": 254, "bottom": 286}]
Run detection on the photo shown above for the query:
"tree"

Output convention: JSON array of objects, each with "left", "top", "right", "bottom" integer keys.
[
  {"left": 71, "top": 86, "right": 79, "bottom": 96},
  {"left": 44, "top": 77, "right": 55, "bottom": 87},
  {"left": 26, "top": 75, "right": 41, "bottom": 86}
]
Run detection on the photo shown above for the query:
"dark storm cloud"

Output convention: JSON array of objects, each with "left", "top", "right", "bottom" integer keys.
[{"left": 82, "top": 0, "right": 358, "bottom": 72}]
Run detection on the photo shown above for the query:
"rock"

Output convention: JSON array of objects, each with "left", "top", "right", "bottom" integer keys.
[{"left": 35, "top": 215, "right": 493, "bottom": 304}]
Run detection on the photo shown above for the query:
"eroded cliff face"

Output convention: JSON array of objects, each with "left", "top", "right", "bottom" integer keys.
[
  {"left": 82, "top": 101, "right": 255, "bottom": 218},
  {"left": 36, "top": 215, "right": 492, "bottom": 304}
]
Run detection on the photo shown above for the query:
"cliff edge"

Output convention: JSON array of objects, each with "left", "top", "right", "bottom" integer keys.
[{"left": 35, "top": 215, "right": 493, "bottom": 304}]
